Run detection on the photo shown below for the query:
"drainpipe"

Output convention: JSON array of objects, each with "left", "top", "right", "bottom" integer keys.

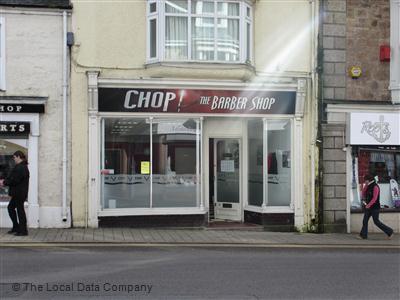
[
  {"left": 310, "top": 0, "right": 318, "bottom": 223},
  {"left": 62, "top": 11, "right": 68, "bottom": 222}
]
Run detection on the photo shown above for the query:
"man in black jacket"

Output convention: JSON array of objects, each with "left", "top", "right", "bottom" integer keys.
[{"left": 0, "top": 151, "right": 30, "bottom": 236}]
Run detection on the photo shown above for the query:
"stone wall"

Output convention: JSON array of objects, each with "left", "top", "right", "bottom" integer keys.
[
  {"left": 346, "top": 0, "right": 390, "bottom": 101},
  {"left": 321, "top": 124, "right": 347, "bottom": 232},
  {"left": 321, "top": 0, "right": 347, "bottom": 101}
]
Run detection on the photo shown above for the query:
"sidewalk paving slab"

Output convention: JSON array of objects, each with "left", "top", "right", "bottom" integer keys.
[{"left": 0, "top": 228, "right": 399, "bottom": 247}]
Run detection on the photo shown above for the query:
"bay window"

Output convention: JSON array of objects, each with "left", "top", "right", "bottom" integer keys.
[{"left": 147, "top": 0, "right": 253, "bottom": 63}]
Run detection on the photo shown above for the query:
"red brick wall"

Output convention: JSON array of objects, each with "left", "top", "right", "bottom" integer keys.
[{"left": 346, "top": 0, "right": 390, "bottom": 101}]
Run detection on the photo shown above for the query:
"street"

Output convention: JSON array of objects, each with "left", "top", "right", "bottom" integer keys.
[{"left": 0, "top": 246, "right": 399, "bottom": 299}]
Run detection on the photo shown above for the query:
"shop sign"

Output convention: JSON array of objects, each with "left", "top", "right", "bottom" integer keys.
[
  {"left": 98, "top": 88, "right": 296, "bottom": 115},
  {"left": 348, "top": 113, "right": 400, "bottom": 145},
  {"left": 0, "top": 122, "right": 30, "bottom": 135},
  {"left": 0, "top": 103, "right": 45, "bottom": 113}
]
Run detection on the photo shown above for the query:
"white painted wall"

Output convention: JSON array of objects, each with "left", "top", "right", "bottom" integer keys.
[{"left": 0, "top": 7, "right": 71, "bottom": 228}]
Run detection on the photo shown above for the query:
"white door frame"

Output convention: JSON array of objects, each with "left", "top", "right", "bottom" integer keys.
[{"left": 212, "top": 137, "right": 242, "bottom": 221}]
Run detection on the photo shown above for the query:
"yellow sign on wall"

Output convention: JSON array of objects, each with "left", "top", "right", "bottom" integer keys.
[{"left": 141, "top": 161, "right": 150, "bottom": 174}]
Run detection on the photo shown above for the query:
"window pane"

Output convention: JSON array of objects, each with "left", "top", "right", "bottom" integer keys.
[
  {"left": 150, "top": 2, "right": 157, "bottom": 13},
  {"left": 267, "top": 120, "right": 291, "bottom": 206},
  {"left": 150, "top": 19, "right": 157, "bottom": 58},
  {"left": 191, "top": 17, "right": 215, "bottom": 60},
  {"left": 356, "top": 150, "right": 400, "bottom": 208},
  {"left": 165, "top": 0, "right": 188, "bottom": 13},
  {"left": 217, "top": 2, "right": 239, "bottom": 16},
  {"left": 192, "top": 1, "right": 214, "bottom": 14},
  {"left": 102, "top": 118, "right": 150, "bottom": 209},
  {"left": 152, "top": 119, "right": 198, "bottom": 207},
  {"left": 165, "top": 16, "right": 188, "bottom": 60},
  {"left": 248, "top": 120, "right": 263, "bottom": 206},
  {"left": 246, "top": 6, "right": 250, "bottom": 18},
  {"left": 217, "top": 18, "right": 239, "bottom": 61}
]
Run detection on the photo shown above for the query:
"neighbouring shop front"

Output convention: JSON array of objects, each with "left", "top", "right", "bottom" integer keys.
[
  {"left": 87, "top": 77, "right": 307, "bottom": 229},
  {"left": 348, "top": 112, "right": 400, "bottom": 232},
  {"left": 0, "top": 100, "right": 45, "bottom": 228}
]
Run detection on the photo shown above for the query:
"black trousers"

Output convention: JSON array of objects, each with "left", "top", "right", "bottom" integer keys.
[
  {"left": 7, "top": 197, "right": 27, "bottom": 233},
  {"left": 360, "top": 208, "right": 393, "bottom": 238}
]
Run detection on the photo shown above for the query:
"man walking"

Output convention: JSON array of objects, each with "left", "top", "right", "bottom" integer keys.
[
  {"left": 0, "top": 151, "right": 30, "bottom": 236},
  {"left": 359, "top": 174, "right": 394, "bottom": 240}
]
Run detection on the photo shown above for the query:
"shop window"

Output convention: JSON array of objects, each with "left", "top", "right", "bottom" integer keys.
[
  {"left": 102, "top": 118, "right": 151, "bottom": 209},
  {"left": 267, "top": 120, "right": 291, "bottom": 206},
  {"left": 0, "top": 17, "right": 5, "bottom": 90},
  {"left": 247, "top": 119, "right": 292, "bottom": 207},
  {"left": 101, "top": 117, "right": 200, "bottom": 209},
  {"left": 248, "top": 119, "right": 263, "bottom": 206},
  {"left": 152, "top": 119, "right": 198, "bottom": 207},
  {"left": 352, "top": 148, "right": 400, "bottom": 210},
  {"left": 147, "top": 0, "right": 253, "bottom": 64}
]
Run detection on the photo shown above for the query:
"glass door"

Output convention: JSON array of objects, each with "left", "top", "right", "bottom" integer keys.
[{"left": 214, "top": 138, "right": 241, "bottom": 221}]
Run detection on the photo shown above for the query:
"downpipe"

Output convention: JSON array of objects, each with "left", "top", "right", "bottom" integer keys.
[{"left": 62, "top": 11, "right": 68, "bottom": 223}]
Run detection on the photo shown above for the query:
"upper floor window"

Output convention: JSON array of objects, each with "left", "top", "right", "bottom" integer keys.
[
  {"left": 0, "top": 17, "right": 5, "bottom": 90},
  {"left": 147, "top": 0, "right": 252, "bottom": 64}
]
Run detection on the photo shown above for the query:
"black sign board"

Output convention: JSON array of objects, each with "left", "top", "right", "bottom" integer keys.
[
  {"left": 0, "top": 103, "right": 45, "bottom": 113},
  {"left": 99, "top": 88, "right": 296, "bottom": 115},
  {"left": 0, "top": 122, "right": 30, "bottom": 135}
]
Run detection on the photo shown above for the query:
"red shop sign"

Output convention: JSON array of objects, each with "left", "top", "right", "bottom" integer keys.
[{"left": 98, "top": 88, "right": 296, "bottom": 115}]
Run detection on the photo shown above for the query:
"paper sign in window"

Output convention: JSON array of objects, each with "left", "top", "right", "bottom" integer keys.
[
  {"left": 141, "top": 161, "right": 150, "bottom": 174},
  {"left": 221, "top": 160, "right": 234, "bottom": 172}
]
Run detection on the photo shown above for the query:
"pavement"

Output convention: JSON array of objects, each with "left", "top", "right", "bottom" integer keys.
[{"left": 0, "top": 228, "right": 399, "bottom": 248}]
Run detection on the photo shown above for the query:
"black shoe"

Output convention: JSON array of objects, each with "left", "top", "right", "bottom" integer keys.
[
  {"left": 7, "top": 228, "right": 18, "bottom": 234},
  {"left": 14, "top": 232, "right": 28, "bottom": 236}
]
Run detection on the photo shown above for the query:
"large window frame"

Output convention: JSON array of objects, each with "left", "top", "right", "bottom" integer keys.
[
  {"left": 247, "top": 118, "right": 294, "bottom": 211},
  {"left": 146, "top": 0, "right": 253, "bottom": 64},
  {"left": 0, "top": 17, "right": 5, "bottom": 91},
  {"left": 100, "top": 116, "right": 202, "bottom": 210}
]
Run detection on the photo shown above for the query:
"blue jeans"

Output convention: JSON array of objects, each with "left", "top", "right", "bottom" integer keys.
[{"left": 360, "top": 208, "right": 393, "bottom": 238}]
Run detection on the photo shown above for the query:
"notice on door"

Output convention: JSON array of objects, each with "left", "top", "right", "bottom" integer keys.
[
  {"left": 141, "top": 161, "right": 150, "bottom": 174},
  {"left": 221, "top": 160, "right": 235, "bottom": 172}
]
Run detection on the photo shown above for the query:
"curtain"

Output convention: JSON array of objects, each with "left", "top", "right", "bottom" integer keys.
[
  {"left": 217, "top": 18, "right": 239, "bottom": 61},
  {"left": 165, "top": 16, "right": 188, "bottom": 60},
  {"left": 191, "top": 17, "right": 214, "bottom": 60}
]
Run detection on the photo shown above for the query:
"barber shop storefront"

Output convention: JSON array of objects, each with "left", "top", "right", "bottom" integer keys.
[
  {"left": 348, "top": 112, "right": 400, "bottom": 232},
  {"left": 87, "top": 79, "right": 307, "bottom": 229}
]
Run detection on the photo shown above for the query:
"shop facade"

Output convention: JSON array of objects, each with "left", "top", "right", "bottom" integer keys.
[
  {"left": 323, "top": 106, "right": 400, "bottom": 233},
  {"left": 0, "top": 1, "right": 72, "bottom": 228},
  {"left": 70, "top": 0, "right": 318, "bottom": 229},
  {"left": 84, "top": 76, "right": 308, "bottom": 229},
  {"left": 319, "top": 0, "right": 399, "bottom": 232}
]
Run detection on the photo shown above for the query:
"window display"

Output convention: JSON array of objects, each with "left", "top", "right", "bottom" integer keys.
[
  {"left": 267, "top": 120, "right": 291, "bottom": 206},
  {"left": 247, "top": 119, "right": 292, "bottom": 207},
  {"left": 101, "top": 118, "right": 200, "bottom": 209},
  {"left": 352, "top": 148, "right": 400, "bottom": 209}
]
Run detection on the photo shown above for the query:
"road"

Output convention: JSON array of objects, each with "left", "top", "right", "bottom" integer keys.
[{"left": 0, "top": 246, "right": 399, "bottom": 299}]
